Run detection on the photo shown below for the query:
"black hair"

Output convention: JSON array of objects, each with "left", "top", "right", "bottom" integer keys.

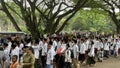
[
  {"left": 91, "top": 41, "right": 94, "bottom": 45},
  {"left": 3, "top": 43, "right": 8, "bottom": 47},
  {"left": 44, "top": 38, "right": 47, "bottom": 42},
  {"left": 73, "top": 39, "right": 77, "bottom": 44},
  {"left": 7, "top": 37, "right": 11, "bottom": 41},
  {"left": 49, "top": 41, "right": 53, "bottom": 45},
  {"left": 22, "top": 46, "right": 28, "bottom": 50},
  {"left": 12, "top": 55, "right": 18, "bottom": 60},
  {"left": 11, "top": 43, "right": 16, "bottom": 49},
  {"left": 66, "top": 43, "right": 70, "bottom": 47},
  {"left": 28, "top": 46, "right": 34, "bottom": 54}
]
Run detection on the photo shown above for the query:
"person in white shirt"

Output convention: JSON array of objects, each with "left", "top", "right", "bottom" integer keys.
[
  {"left": 10, "top": 43, "right": 19, "bottom": 63},
  {"left": 87, "top": 41, "right": 96, "bottom": 66},
  {"left": 46, "top": 41, "right": 55, "bottom": 68},
  {"left": 1, "top": 43, "right": 10, "bottom": 68},
  {"left": 64, "top": 44, "right": 72, "bottom": 68},
  {"left": 32, "top": 39, "right": 40, "bottom": 68},
  {"left": 110, "top": 39, "right": 114, "bottom": 55},
  {"left": 56, "top": 39, "right": 67, "bottom": 68},
  {"left": 72, "top": 39, "right": 79, "bottom": 68},
  {"left": 18, "top": 40, "right": 24, "bottom": 59},
  {"left": 52, "top": 38, "right": 57, "bottom": 51},
  {"left": 7, "top": 37, "right": 12, "bottom": 55},
  {"left": 114, "top": 39, "right": 119, "bottom": 57},
  {"left": 39, "top": 38, "right": 44, "bottom": 51},
  {"left": 104, "top": 39, "right": 110, "bottom": 58},
  {"left": 98, "top": 38, "right": 104, "bottom": 62},
  {"left": 25, "top": 39, "right": 31, "bottom": 47},
  {"left": 42, "top": 38, "right": 48, "bottom": 68},
  {"left": 79, "top": 38, "right": 86, "bottom": 64}
]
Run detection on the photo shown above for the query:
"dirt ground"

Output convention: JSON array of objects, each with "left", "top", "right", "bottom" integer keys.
[{"left": 80, "top": 56, "right": 120, "bottom": 68}]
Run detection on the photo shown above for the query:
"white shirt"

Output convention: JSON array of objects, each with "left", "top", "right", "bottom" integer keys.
[
  {"left": 94, "top": 40, "right": 99, "bottom": 49},
  {"left": 60, "top": 43, "right": 66, "bottom": 53},
  {"left": 104, "top": 42, "right": 110, "bottom": 51},
  {"left": 32, "top": 45, "right": 40, "bottom": 59},
  {"left": 3, "top": 47, "right": 10, "bottom": 62},
  {"left": 73, "top": 44, "right": 79, "bottom": 58},
  {"left": 7, "top": 42, "right": 12, "bottom": 54},
  {"left": 19, "top": 43, "right": 24, "bottom": 55},
  {"left": 85, "top": 40, "right": 90, "bottom": 51},
  {"left": 115, "top": 41, "right": 119, "bottom": 50},
  {"left": 46, "top": 48, "right": 55, "bottom": 64},
  {"left": 65, "top": 49, "right": 72, "bottom": 62},
  {"left": 97, "top": 42, "right": 103, "bottom": 50},
  {"left": 42, "top": 43, "right": 48, "bottom": 56},
  {"left": 88, "top": 44, "right": 95, "bottom": 57},
  {"left": 39, "top": 41, "right": 43, "bottom": 50},
  {"left": 53, "top": 40, "right": 57, "bottom": 49},
  {"left": 10, "top": 48, "right": 19, "bottom": 62},
  {"left": 26, "top": 42, "right": 31, "bottom": 46},
  {"left": 79, "top": 43, "right": 86, "bottom": 54}
]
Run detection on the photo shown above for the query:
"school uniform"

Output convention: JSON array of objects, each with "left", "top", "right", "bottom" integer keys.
[
  {"left": 57, "top": 43, "right": 66, "bottom": 68},
  {"left": 41, "top": 43, "right": 48, "bottom": 68},
  {"left": 2, "top": 47, "right": 10, "bottom": 68},
  {"left": 72, "top": 44, "right": 79, "bottom": 68},
  {"left": 52, "top": 40, "right": 57, "bottom": 51},
  {"left": 97, "top": 42, "right": 103, "bottom": 61},
  {"left": 64, "top": 49, "right": 72, "bottom": 68},
  {"left": 79, "top": 43, "right": 86, "bottom": 63},
  {"left": 7, "top": 42, "right": 12, "bottom": 54},
  {"left": 87, "top": 44, "right": 96, "bottom": 65},
  {"left": 10, "top": 48, "right": 19, "bottom": 63},
  {"left": 32, "top": 45, "right": 40, "bottom": 68},
  {"left": 46, "top": 48, "right": 55, "bottom": 68},
  {"left": 19, "top": 43, "right": 24, "bottom": 58},
  {"left": 114, "top": 41, "right": 119, "bottom": 57},
  {"left": 104, "top": 42, "right": 110, "bottom": 58}
]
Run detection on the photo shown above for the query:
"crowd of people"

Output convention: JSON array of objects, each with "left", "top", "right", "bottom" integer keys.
[{"left": 0, "top": 33, "right": 120, "bottom": 68}]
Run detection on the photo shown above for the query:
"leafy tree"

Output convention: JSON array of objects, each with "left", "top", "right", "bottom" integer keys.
[
  {"left": 0, "top": 0, "right": 91, "bottom": 39},
  {"left": 85, "top": 0, "right": 120, "bottom": 33},
  {"left": 64, "top": 9, "right": 116, "bottom": 33}
]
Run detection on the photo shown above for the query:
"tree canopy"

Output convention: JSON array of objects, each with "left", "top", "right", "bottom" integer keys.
[{"left": 0, "top": 0, "right": 91, "bottom": 39}]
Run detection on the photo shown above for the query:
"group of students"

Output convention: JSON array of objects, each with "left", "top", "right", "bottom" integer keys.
[{"left": 0, "top": 34, "right": 120, "bottom": 68}]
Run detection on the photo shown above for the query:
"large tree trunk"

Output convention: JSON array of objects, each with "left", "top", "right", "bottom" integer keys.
[{"left": 110, "top": 13, "right": 120, "bottom": 34}]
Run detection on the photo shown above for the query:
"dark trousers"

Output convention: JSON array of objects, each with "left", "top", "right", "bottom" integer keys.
[
  {"left": 79, "top": 53, "right": 85, "bottom": 63},
  {"left": 104, "top": 50, "right": 109, "bottom": 58},
  {"left": 41, "top": 56, "right": 46, "bottom": 68},
  {"left": 34, "top": 59, "right": 41, "bottom": 68},
  {"left": 87, "top": 56, "right": 96, "bottom": 65},
  {"left": 57, "top": 55, "right": 65, "bottom": 68},
  {"left": 64, "top": 62, "right": 72, "bottom": 68}
]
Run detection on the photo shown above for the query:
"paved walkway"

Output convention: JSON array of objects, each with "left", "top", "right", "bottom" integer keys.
[{"left": 81, "top": 57, "right": 120, "bottom": 68}]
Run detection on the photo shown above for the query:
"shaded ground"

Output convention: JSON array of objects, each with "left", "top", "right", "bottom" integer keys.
[{"left": 81, "top": 56, "right": 120, "bottom": 68}]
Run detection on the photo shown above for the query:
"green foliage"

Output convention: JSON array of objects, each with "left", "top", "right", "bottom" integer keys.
[{"left": 64, "top": 8, "right": 116, "bottom": 33}]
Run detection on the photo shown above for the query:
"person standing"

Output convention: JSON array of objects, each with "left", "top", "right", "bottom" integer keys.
[
  {"left": 32, "top": 39, "right": 40, "bottom": 68},
  {"left": 79, "top": 39, "right": 86, "bottom": 64},
  {"left": 1, "top": 43, "right": 10, "bottom": 68},
  {"left": 42, "top": 38, "right": 48, "bottom": 68},
  {"left": 72, "top": 39, "right": 79, "bottom": 68},
  {"left": 64, "top": 44, "right": 72, "bottom": 68},
  {"left": 104, "top": 39, "right": 110, "bottom": 58},
  {"left": 87, "top": 41, "right": 96, "bottom": 66},
  {"left": 10, "top": 55, "right": 19, "bottom": 68},
  {"left": 46, "top": 41, "right": 55, "bottom": 68},
  {"left": 22, "top": 47, "right": 35, "bottom": 68}
]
